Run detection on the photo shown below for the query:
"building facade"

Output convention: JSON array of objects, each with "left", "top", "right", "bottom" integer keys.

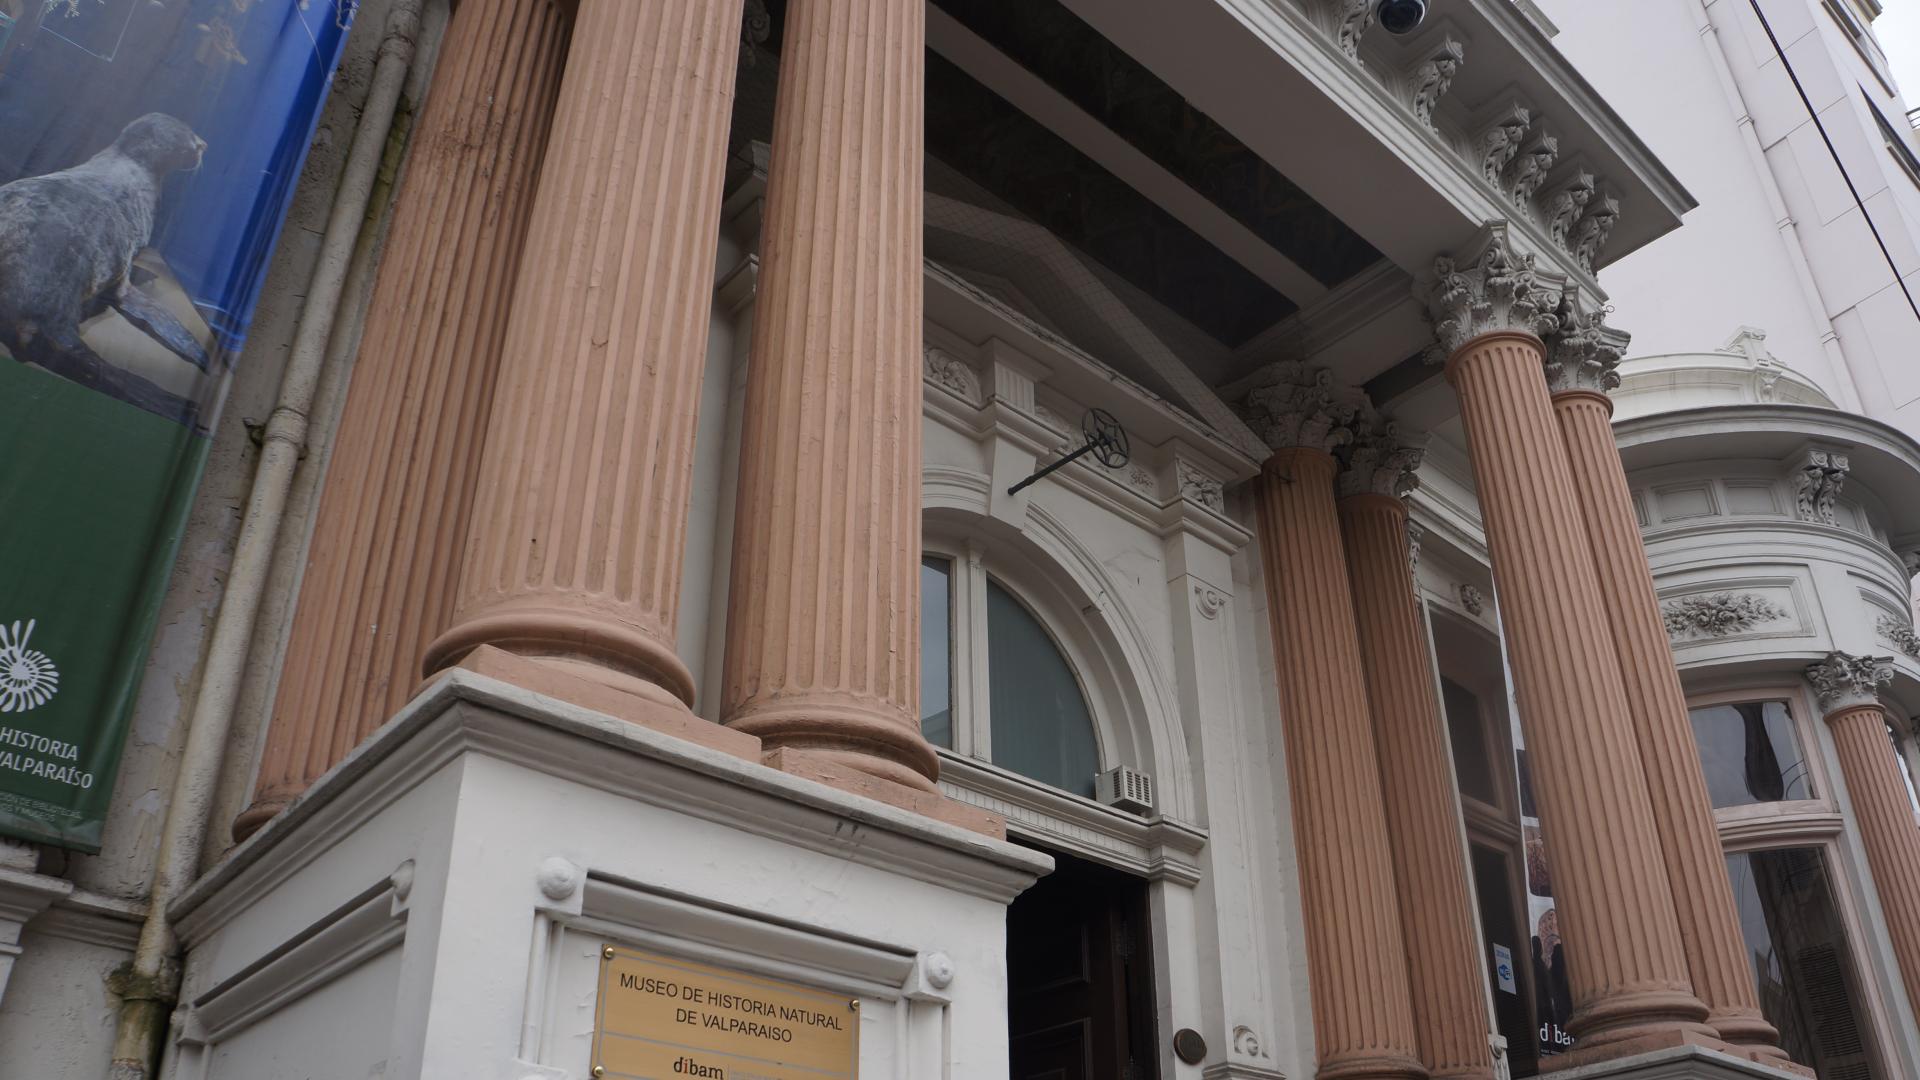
[{"left": 1, "top": 2, "right": 1918, "bottom": 1080}]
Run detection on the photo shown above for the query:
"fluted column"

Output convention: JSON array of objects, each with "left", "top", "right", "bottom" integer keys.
[
  {"left": 1807, "top": 653, "right": 1920, "bottom": 1018},
  {"left": 421, "top": 0, "right": 745, "bottom": 712},
  {"left": 1424, "top": 227, "right": 1714, "bottom": 1059},
  {"left": 1337, "top": 426, "right": 1492, "bottom": 1080},
  {"left": 1545, "top": 304, "right": 1794, "bottom": 1069},
  {"left": 234, "top": 0, "right": 571, "bottom": 840},
  {"left": 1238, "top": 367, "right": 1425, "bottom": 1080},
  {"left": 718, "top": 0, "right": 936, "bottom": 792}
]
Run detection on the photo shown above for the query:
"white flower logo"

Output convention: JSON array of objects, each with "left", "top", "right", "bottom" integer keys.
[{"left": 0, "top": 619, "right": 59, "bottom": 713}]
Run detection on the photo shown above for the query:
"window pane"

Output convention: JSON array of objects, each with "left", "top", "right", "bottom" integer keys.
[
  {"left": 1687, "top": 702, "right": 1812, "bottom": 807},
  {"left": 1726, "top": 849, "right": 1882, "bottom": 1078},
  {"left": 1890, "top": 723, "right": 1920, "bottom": 826},
  {"left": 1442, "top": 677, "right": 1498, "bottom": 806},
  {"left": 987, "top": 579, "right": 1100, "bottom": 796},
  {"left": 920, "top": 557, "right": 953, "bottom": 748}
]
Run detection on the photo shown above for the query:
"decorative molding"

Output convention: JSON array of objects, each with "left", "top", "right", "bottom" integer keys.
[
  {"left": 1126, "top": 463, "right": 1159, "bottom": 497},
  {"left": 1479, "top": 104, "right": 1532, "bottom": 186},
  {"left": 1409, "top": 36, "right": 1465, "bottom": 129},
  {"left": 1331, "top": 0, "right": 1373, "bottom": 60},
  {"left": 1233, "top": 362, "right": 1357, "bottom": 454},
  {"left": 1338, "top": 415, "right": 1425, "bottom": 499},
  {"left": 1177, "top": 460, "right": 1226, "bottom": 513},
  {"left": 1659, "top": 593, "right": 1786, "bottom": 640},
  {"left": 1407, "top": 521, "right": 1425, "bottom": 577},
  {"left": 1571, "top": 192, "right": 1620, "bottom": 272},
  {"left": 1791, "top": 448, "right": 1849, "bottom": 525},
  {"left": 1422, "top": 223, "right": 1564, "bottom": 355},
  {"left": 1458, "top": 584, "right": 1485, "bottom": 615},
  {"left": 922, "top": 345, "right": 980, "bottom": 404},
  {"left": 1193, "top": 583, "right": 1228, "bottom": 620},
  {"left": 1543, "top": 288, "right": 1629, "bottom": 394},
  {"left": 1877, "top": 613, "right": 1920, "bottom": 660},
  {"left": 739, "top": 0, "right": 772, "bottom": 67},
  {"left": 1545, "top": 170, "right": 1596, "bottom": 249},
  {"left": 1805, "top": 651, "right": 1894, "bottom": 713},
  {"left": 1508, "top": 130, "right": 1559, "bottom": 215}
]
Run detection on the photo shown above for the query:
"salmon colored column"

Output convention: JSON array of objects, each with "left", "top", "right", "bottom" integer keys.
[
  {"left": 1545, "top": 305, "right": 1796, "bottom": 1071},
  {"left": 1425, "top": 227, "right": 1714, "bottom": 1060},
  {"left": 234, "top": 0, "right": 571, "bottom": 840},
  {"left": 1337, "top": 425, "right": 1493, "bottom": 1080},
  {"left": 1806, "top": 653, "right": 1920, "bottom": 1018},
  {"left": 1240, "top": 366, "right": 1425, "bottom": 1080},
  {"left": 421, "top": 0, "right": 746, "bottom": 715},
  {"left": 718, "top": 0, "right": 937, "bottom": 792}
]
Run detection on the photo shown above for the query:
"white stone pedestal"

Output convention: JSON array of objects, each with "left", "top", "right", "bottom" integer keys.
[
  {"left": 161, "top": 672, "right": 1049, "bottom": 1080},
  {"left": 1545, "top": 1046, "right": 1811, "bottom": 1080}
]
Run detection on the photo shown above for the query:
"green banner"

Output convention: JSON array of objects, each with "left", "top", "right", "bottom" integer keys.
[{"left": 0, "top": 0, "right": 356, "bottom": 850}]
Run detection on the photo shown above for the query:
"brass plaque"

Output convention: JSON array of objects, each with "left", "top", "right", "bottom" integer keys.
[{"left": 591, "top": 945, "right": 859, "bottom": 1080}]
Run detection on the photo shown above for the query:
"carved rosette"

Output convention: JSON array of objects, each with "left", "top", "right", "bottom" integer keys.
[
  {"left": 1660, "top": 593, "right": 1786, "bottom": 640},
  {"left": 922, "top": 345, "right": 980, "bottom": 404},
  {"left": 1194, "top": 583, "right": 1228, "bottom": 620},
  {"left": 1877, "top": 614, "right": 1920, "bottom": 660},
  {"left": 1792, "top": 448, "right": 1849, "bottom": 525},
  {"left": 1458, "top": 584, "right": 1485, "bottom": 615},
  {"left": 1806, "top": 651, "right": 1895, "bottom": 713},
  {"left": 1409, "top": 37, "right": 1464, "bottom": 129},
  {"left": 1177, "top": 460, "right": 1226, "bottom": 513},
  {"left": 1543, "top": 289, "right": 1630, "bottom": 394},
  {"left": 1338, "top": 416, "right": 1426, "bottom": 499},
  {"left": 1235, "top": 363, "right": 1358, "bottom": 454},
  {"left": 1422, "top": 224, "right": 1564, "bottom": 357}
]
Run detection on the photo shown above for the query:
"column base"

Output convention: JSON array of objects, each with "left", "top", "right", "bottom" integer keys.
[
  {"left": 1542, "top": 1044, "right": 1811, "bottom": 1080},
  {"left": 163, "top": 671, "right": 1049, "bottom": 1080},
  {"left": 727, "top": 695, "right": 942, "bottom": 792}
]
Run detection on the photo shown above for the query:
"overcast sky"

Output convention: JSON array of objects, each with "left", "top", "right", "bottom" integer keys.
[{"left": 1880, "top": 0, "right": 1920, "bottom": 104}]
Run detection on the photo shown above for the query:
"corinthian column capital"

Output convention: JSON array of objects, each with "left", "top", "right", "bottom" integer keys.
[
  {"left": 1233, "top": 362, "right": 1357, "bottom": 455},
  {"left": 1339, "top": 416, "right": 1427, "bottom": 500},
  {"left": 1544, "top": 289, "right": 1631, "bottom": 395},
  {"left": 1422, "top": 222, "right": 1565, "bottom": 356},
  {"left": 1807, "top": 652, "right": 1895, "bottom": 714}
]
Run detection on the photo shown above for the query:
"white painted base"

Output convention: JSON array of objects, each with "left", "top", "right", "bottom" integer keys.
[{"left": 160, "top": 671, "right": 1050, "bottom": 1080}]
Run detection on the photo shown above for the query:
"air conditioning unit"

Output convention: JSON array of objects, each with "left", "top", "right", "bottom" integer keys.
[{"left": 1096, "top": 766, "right": 1154, "bottom": 815}]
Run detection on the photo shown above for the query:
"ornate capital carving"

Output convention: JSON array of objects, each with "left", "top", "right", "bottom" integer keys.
[
  {"left": 1480, "top": 104, "right": 1532, "bottom": 186},
  {"left": 1572, "top": 193, "right": 1620, "bottom": 272},
  {"left": 1508, "top": 131, "right": 1559, "bottom": 215},
  {"left": 1543, "top": 289, "right": 1630, "bottom": 394},
  {"left": 1546, "top": 171, "right": 1596, "bottom": 249},
  {"left": 1338, "top": 416, "right": 1426, "bottom": 499},
  {"left": 1422, "top": 224, "right": 1564, "bottom": 356},
  {"left": 1806, "top": 651, "right": 1894, "bottom": 714},
  {"left": 1409, "top": 36, "right": 1465, "bottom": 129},
  {"left": 1234, "top": 363, "right": 1357, "bottom": 454},
  {"left": 1791, "top": 448, "right": 1849, "bottom": 525}
]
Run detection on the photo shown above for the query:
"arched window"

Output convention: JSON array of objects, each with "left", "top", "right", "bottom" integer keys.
[{"left": 920, "top": 554, "right": 1102, "bottom": 796}]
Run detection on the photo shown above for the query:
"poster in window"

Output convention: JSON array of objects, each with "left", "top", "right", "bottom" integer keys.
[{"left": 0, "top": 0, "right": 355, "bottom": 849}]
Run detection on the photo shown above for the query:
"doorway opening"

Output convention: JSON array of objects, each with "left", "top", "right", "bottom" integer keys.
[{"left": 1006, "top": 846, "right": 1159, "bottom": 1080}]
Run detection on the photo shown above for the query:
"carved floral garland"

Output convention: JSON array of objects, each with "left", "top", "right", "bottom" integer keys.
[{"left": 1661, "top": 593, "right": 1786, "bottom": 640}]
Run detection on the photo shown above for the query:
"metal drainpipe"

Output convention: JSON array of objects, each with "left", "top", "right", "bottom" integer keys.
[
  {"left": 104, "top": 2, "right": 423, "bottom": 1076},
  {"left": 1687, "top": 0, "right": 1865, "bottom": 412}
]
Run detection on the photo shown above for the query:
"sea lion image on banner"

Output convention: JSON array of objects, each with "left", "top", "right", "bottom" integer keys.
[{"left": 0, "top": 0, "right": 355, "bottom": 850}]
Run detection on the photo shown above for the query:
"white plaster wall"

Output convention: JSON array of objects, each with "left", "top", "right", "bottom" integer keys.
[
  {"left": 1537, "top": 0, "right": 1920, "bottom": 432},
  {"left": 0, "top": 930, "right": 129, "bottom": 1080}
]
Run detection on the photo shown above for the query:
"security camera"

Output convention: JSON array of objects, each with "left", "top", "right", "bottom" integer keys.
[{"left": 1377, "top": 0, "right": 1428, "bottom": 34}]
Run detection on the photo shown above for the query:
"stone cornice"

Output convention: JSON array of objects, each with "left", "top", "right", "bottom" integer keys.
[
  {"left": 1232, "top": 362, "right": 1358, "bottom": 455},
  {"left": 1422, "top": 222, "right": 1565, "bottom": 356},
  {"left": 1543, "top": 288, "right": 1630, "bottom": 394},
  {"left": 1806, "top": 651, "right": 1894, "bottom": 714}
]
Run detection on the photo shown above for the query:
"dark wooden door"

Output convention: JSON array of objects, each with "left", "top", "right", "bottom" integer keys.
[{"left": 1007, "top": 849, "right": 1157, "bottom": 1080}]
